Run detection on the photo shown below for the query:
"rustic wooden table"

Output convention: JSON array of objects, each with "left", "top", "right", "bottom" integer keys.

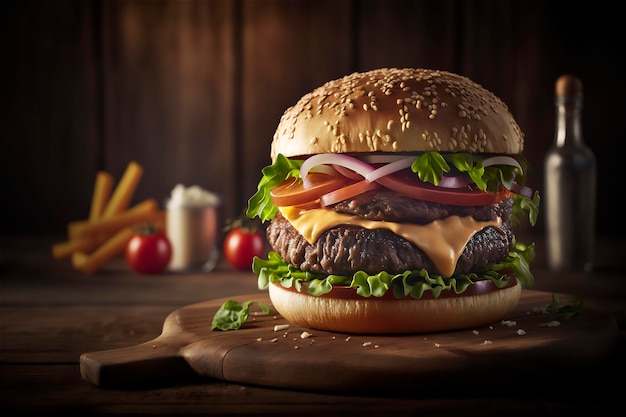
[{"left": 2, "top": 235, "right": 625, "bottom": 416}]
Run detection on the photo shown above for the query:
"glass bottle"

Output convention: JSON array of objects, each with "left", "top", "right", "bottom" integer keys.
[{"left": 544, "top": 75, "right": 596, "bottom": 272}]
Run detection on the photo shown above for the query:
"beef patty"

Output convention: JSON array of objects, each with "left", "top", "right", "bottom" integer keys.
[{"left": 266, "top": 190, "right": 514, "bottom": 277}]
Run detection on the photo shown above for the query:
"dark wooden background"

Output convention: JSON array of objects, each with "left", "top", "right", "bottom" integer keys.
[{"left": 2, "top": 0, "right": 623, "bottom": 239}]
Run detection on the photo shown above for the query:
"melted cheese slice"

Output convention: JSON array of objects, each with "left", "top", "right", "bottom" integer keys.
[{"left": 278, "top": 206, "right": 502, "bottom": 278}]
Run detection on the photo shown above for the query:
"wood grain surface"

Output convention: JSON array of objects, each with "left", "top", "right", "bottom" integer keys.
[{"left": 81, "top": 289, "right": 618, "bottom": 392}]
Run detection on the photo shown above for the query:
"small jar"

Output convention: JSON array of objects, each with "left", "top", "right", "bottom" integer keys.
[{"left": 165, "top": 185, "right": 221, "bottom": 272}]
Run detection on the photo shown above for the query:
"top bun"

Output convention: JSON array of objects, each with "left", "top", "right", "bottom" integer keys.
[{"left": 271, "top": 68, "right": 524, "bottom": 161}]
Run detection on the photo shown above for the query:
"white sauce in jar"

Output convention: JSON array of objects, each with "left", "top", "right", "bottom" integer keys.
[{"left": 165, "top": 184, "right": 221, "bottom": 271}]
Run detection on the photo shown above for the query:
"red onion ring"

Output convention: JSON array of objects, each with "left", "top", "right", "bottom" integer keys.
[
  {"left": 482, "top": 156, "right": 523, "bottom": 173},
  {"left": 510, "top": 182, "right": 534, "bottom": 198},
  {"left": 300, "top": 154, "right": 374, "bottom": 189}
]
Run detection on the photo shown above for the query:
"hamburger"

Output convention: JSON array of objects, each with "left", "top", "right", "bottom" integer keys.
[{"left": 246, "top": 68, "right": 539, "bottom": 334}]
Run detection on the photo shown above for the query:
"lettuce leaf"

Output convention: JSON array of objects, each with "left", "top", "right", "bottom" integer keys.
[
  {"left": 546, "top": 293, "right": 583, "bottom": 319},
  {"left": 414, "top": 152, "right": 527, "bottom": 193},
  {"left": 246, "top": 154, "right": 303, "bottom": 223},
  {"left": 513, "top": 190, "right": 540, "bottom": 227},
  {"left": 252, "top": 242, "right": 534, "bottom": 300},
  {"left": 491, "top": 239, "right": 535, "bottom": 289},
  {"left": 211, "top": 299, "right": 271, "bottom": 331},
  {"left": 412, "top": 152, "right": 450, "bottom": 185}
]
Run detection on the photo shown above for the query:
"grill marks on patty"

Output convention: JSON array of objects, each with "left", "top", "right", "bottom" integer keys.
[{"left": 266, "top": 192, "right": 514, "bottom": 277}]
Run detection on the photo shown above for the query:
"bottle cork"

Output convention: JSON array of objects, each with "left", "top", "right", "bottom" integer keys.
[{"left": 555, "top": 75, "right": 582, "bottom": 96}]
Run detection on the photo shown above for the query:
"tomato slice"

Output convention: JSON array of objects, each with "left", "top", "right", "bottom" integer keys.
[
  {"left": 271, "top": 173, "right": 348, "bottom": 207},
  {"left": 377, "top": 171, "right": 510, "bottom": 206},
  {"left": 320, "top": 179, "right": 381, "bottom": 207},
  {"left": 271, "top": 170, "right": 511, "bottom": 209}
]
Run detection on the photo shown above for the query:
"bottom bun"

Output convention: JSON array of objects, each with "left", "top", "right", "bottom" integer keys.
[{"left": 268, "top": 279, "right": 521, "bottom": 334}]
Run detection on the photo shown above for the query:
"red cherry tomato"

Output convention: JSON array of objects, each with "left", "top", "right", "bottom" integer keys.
[
  {"left": 125, "top": 228, "right": 172, "bottom": 274},
  {"left": 223, "top": 227, "right": 265, "bottom": 271}
]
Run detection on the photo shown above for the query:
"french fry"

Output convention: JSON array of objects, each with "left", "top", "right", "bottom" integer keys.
[
  {"left": 89, "top": 171, "right": 114, "bottom": 221},
  {"left": 68, "top": 199, "right": 158, "bottom": 239},
  {"left": 72, "top": 227, "right": 134, "bottom": 274},
  {"left": 52, "top": 170, "right": 113, "bottom": 259},
  {"left": 53, "top": 160, "right": 164, "bottom": 274},
  {"left": 51, "top": 234, "right": 108, "bottom": 260},
  {"left": 71, "top": 251, "right": 89, "bottom": 271},
  {"left": 101, "top": 161, "right": 143, "bottom": 219}
]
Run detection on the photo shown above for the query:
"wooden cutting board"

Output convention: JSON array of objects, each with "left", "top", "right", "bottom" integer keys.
[{"left": 80, "top": 290, "right": 618, "bottom": 392}]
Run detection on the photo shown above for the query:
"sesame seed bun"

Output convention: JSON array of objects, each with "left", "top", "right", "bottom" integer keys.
[
  {"left": 268, "top": 279, "right": 522, "bottom": 334},
  {"left": 271, "top": 68, "right": 524, "bottom": 161}
]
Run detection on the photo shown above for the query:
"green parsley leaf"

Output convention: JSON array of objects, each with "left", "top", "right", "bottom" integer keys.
[
  {"left": 546, "top": 293, "right": 584, "bottom": 320},
  {"left": 211, "top": 299, "right": 271, "bottom": 331}
]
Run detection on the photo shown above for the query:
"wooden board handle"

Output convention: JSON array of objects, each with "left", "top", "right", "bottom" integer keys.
[{"left": 80, "top": 336, "right": 197, "bottom": 388}]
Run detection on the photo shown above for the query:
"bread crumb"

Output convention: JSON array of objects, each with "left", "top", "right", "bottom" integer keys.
[
  {"left": 501, "top": 320, "right": 516, "bottom": 327},
  {"left": 300, "top": 331, "right": 313, "bottom": 339},
  {"left": 482, "top": 340, "right": 493, "bottom": 345},
  {"left": 472, "top": 330, "right": 479, "bottom": 335},
  {"left": 434, "top": 343, "right": 440, "bottom": 347},
  {"left": 270, "top": 338, "right": 278, "bottom": 343},
  {"left": 345, "top": 336, "right": 351, "bottom": 342},
  {"left": 516, "top": 329, "right": 526, "bottom": 335},
  {"left": 274, "top": 324, "right": 290, "bottom": 332},
  {"left": 363, "top": 341, "right": 372, "bottom": 347},
  {"left": 256, "top": 337, "right": 263, "bottom": 342}
]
